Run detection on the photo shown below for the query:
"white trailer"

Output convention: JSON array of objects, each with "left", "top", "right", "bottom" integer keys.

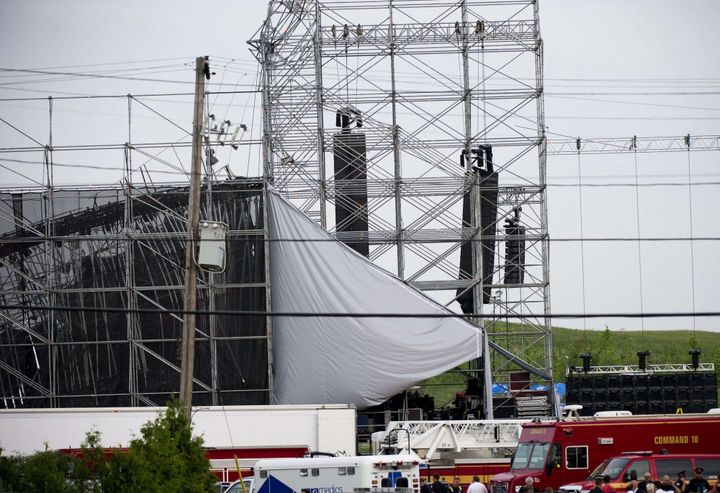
[
  {"left": 253, "top": 454, "right": 421, "bottom": 493},
  {"left": 0, "top": 404, "right": 356, "bottom": 457}
]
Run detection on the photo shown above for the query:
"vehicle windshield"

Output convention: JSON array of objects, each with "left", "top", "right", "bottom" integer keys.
[
  {"left": 512, "top": 442, "right": 550, "bottom": 470},
  {"left": 226, "top": 480, "right": 253, "bottom": 493},
  {"left": 587, "top": 458, "right": 629, "bottom": 480}
]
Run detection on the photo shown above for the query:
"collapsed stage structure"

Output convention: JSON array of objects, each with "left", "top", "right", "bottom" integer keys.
[
  {"left": 0, "top": 181, "right": 269, "bottom": 407},
  {"left": 0, "top": 180, "right": 484, "bottom": 409},
  {"left": 1, "top": 0, "right": 554, "bottom": 417}
]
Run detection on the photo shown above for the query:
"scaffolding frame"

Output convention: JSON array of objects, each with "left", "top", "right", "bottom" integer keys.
[
  {"left": 0, "top": 178, "right": 271, "bottom": 408},
  {"left": 250, "top": 0, "right": 553, "bottom": 414},
  {"left": 0, "top": 90, "right": 273, "bottom": 407}
]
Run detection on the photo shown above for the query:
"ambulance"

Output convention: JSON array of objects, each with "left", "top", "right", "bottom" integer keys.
[{"left": 252, "top": 454, "right": 422, "bottom": 493}]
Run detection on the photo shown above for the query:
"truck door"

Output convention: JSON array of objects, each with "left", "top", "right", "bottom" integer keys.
[
  {"left": 546, "top": 444, "right": 562, "bottom": 477},
  {"left": 382, "top": 470, "right": 409, "bottom": 488},
  {"left": 655, "top": 459, "right": 692, "bottom": 479},
  {"left": 625, "top": 460, "right": 650, "bottom": 482}
]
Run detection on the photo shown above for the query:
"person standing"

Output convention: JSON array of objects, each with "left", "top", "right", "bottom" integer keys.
[
  {"left": 525, "top": 478, "right": 535, "bottom": 493},
  {"left": 674, "top": 472, "right": 686, "bottom": 493},
  {"left": 421, "top": 478, "right": 432, "bottom": 493},
  {"left": 687, "top": 468, "right": 710, "bottom": 493},
  {"left": 638, "top": 472, "right": 653, "bottom": 493},
  {"left": 660, "top": 475, "right": 680, "bottom": 493},
  {"left": 432, "top": 474, "right": 450, "bottom": 493},
  {"left": 467, "top": 476, "right": 488, "bottom": 493},
  {"left": 452, "top": 477, "right": 463, "bottom": 493},
  {"left": 602, "top": 475, "right": 617, "bottom": 493},
  {"left": 591, "top": 477, "right": 604, "bottom": 493}
]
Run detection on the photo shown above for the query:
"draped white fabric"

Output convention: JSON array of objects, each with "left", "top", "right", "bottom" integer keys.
[{"left": 267, "top": 189, "right": 483, "bottom": 408}]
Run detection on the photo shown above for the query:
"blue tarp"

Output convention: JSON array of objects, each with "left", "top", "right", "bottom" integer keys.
[{"left": 491, "top": 382, "right": 566, "bottom": 399}]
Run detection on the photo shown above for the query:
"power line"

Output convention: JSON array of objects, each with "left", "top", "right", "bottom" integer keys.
[
  {"left": 547, "top": 91, "right": 720, "bottom": 96},
  {"left": 0, "top": 89, "right": 260, "bottom": 102},
  {"left": 0, "top": 67, "right": 199, "bottom": 86},
  {"left": 4, "top": 158, "right": 720, "bottom": 188},
  {"left": 546, "top": 116, "right": 720, "bottom": 121},
  {"left": 0, "top": 63, "right": 188, "bottom": 81},
  {"left": 0, "top": 67, "right": 258, "bottom": 87},
  {"left": 13, "top": 56, "right": 256, "bottom": 72},
  {"left": 1, "top": 236, "right": 719, "bottom": 246},
  {"left": 0, "top": 303, "right": 717, "bottom": 320},
  {"left": 547, "top": 94, "right": 720, "bottom": 113},
  {"left": 12, "top": 57, "right": 715, "bottom": 84},
  {"left": 0, "top": 57, "right": 206, "bottom": 72}
]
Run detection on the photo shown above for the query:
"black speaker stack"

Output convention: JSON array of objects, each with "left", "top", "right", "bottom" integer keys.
[{"left": 566, "top": 366, "right": 717, "bottom": 415}]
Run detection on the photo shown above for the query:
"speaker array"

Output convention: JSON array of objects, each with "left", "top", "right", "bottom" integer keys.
[{"left": 566, "top": 372, "right": 717, "bottom": 414}]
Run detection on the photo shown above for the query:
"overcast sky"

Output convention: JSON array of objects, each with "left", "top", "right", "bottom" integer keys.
[{"left": 1, "top": 0, "right": 719, "bottom": 333}]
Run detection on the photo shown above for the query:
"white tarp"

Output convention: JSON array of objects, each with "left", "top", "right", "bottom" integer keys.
[{"left": 267, "top": 189, "right": 483, "bottom": 409}]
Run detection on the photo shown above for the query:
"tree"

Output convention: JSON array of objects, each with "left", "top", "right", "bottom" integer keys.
[
  {"left": 0, "top": 447, "right": 80, "bottom": 493},
  {"left": 105, "top": 398, "right": 216, "bottom": 493},
  {"left": 594, "top": 326, "right": 622, "bottom": 365},
  {"left": 0, "top": 452, "right": 26, "bottom": 492}
]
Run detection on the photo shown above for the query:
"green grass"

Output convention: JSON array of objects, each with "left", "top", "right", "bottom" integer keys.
[
  {"left": 417, "top": 326, "right": 720, "bottom": 408},
  {"left": 551, "top": 326, "right": 720, "bottom": 381}
]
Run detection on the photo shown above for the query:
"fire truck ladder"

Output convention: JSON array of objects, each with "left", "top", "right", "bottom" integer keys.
[{"left": 376, "top": 420, "right": 528, "bottom": 460}]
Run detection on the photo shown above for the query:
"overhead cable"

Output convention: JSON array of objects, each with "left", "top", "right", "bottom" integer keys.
[{"left": 0, "top": 303, "right": 717, "bottom": 320}]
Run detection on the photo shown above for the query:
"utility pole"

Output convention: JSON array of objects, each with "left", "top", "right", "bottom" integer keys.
[{"left": 180, "top": 56, "right": 209, "bottom": 421}]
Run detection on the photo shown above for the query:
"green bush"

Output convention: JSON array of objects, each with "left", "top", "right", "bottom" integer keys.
[
  {"left": 0, "top": 398, "right": 216, "bottom": 493},
  {"left": 0, "top": 447, "right": 79, "bottom": 493}
]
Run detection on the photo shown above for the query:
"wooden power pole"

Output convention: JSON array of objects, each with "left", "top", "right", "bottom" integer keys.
[{"left": 180, "top": 56, "right": 209, "bottom": 421}]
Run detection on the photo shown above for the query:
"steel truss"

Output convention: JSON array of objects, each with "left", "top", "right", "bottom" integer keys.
[
  {"left": 567, "top": 363, "right": 715, "bottom": 376},
  {"left": 250, "top": 0, "right": 553, "bottom": 415},
  {"left": 548, "top": 134, "right": 720, "bottom": 155},
  {"left": 0, "top": 71, "right": 287, "bottom": 409},
  {"left": 378, "top": 418, "right": 527, "bottom": 459},
  {"left": 0, "top": 179, "right": 271, "bottom": 408}
]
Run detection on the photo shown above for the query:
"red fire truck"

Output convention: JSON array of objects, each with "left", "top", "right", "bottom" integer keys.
[
  {"left": 425, "top": 458, "right": 513, "bottom": 486},
  {"left": 560, "top": 452, "right": 720, "bottom": 493},
  {"left": 488, "top": 413, "right": 720, "bottom": 493}
]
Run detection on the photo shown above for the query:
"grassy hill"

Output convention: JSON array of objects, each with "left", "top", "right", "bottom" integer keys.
[
  {"left": 420, "top": 326, "right": 720, "bottom": 408},
  {"left": 551, "top": 326, "right": 720, "bottom": 381}
]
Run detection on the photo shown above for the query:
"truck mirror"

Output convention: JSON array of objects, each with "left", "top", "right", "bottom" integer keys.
[{"left": 623, "top": 474, "right": 630, "bottom": 482}]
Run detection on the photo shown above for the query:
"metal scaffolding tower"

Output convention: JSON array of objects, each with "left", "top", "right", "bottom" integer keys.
[
  {"left": 250, "top": 0, "right": 553, "bottom": 414},
  {"left": 0, "top": 179, "right": 272, "bottom": 408}
]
